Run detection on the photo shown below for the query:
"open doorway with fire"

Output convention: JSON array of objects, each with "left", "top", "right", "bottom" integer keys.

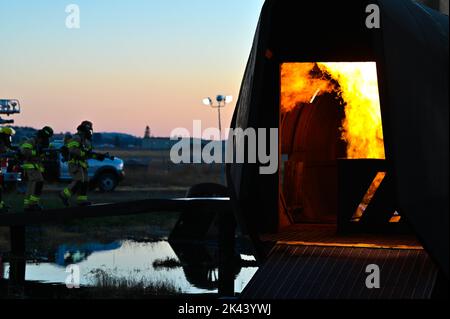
[{"left": 279, "top": 62, "right": 401, "bottom": 231}]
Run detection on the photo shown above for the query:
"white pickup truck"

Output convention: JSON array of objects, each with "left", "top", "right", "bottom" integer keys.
[
  {"left": 3, "top": 141, "right": 125, "bottom": 192},
  {"left": 44, "top": 140, "right": 125, "bottom": 192}
]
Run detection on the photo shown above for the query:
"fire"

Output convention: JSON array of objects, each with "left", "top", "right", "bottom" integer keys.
[
  {"left": 352, "top": 172, "right": 386, "bottom": 221},
  {"left": 281, "top": 62, "right": 335, "bottom": 112},
  {"left": 281, "top": 62, "right": 385, "bottom": 159}
]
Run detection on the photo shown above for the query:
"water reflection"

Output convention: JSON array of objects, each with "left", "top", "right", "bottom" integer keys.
[
  {"left": 1, "top": 239, "right": 257, "bottom": 295},
  {"left": 55, "top": 242, "right": 122, "bottom": 266},
  {"left": 170, "top": 242, "right": 243, "bottom": 291}
]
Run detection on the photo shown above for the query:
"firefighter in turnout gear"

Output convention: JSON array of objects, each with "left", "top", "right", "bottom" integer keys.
[
  {"left": 60, "top": 121, "right": 105, "bottom": 207},
  {"left": 0, "top": 127, "right": 16, "bottom": 213},
  {"left": 20, "top": 126, "right": 54, "bottom": 211}
]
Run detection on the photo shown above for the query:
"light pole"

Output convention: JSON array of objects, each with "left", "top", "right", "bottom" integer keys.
[
  {"left": 202, "top": 95, "right": 233, "bottom": 185},
  {"left": 202, "top": 95, "right": 233, "bottom": 140},
  {"left": 0, "top": 99, "right": 20, "bottom": 125}
]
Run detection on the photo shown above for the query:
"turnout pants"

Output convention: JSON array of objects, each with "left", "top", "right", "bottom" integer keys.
[
  {"left": 62, "top": 163, "right": 89, "bottom": 203},
  {"left": 0, "top": 172, "right": 4, "bottom": 210},
  {"left": 24, "top": 168, "right": 44, "bottom": 207}
]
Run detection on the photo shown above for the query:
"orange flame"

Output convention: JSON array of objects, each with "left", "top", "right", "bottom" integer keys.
[
  {"left": 281, "top": 62, "right": 334, "bottom": 113},
  {"left": 352, "top": 172, "right": 386, "bottom": 221},
  {"left": 281, "top": 62, "right": 385, "bottom": 159}
]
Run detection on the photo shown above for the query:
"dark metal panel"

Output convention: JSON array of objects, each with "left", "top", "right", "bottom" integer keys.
[{"left": 378, "top": 0, "right": 449, "bottom": 277}]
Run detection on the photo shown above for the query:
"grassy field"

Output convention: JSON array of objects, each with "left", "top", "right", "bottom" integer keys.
[
  {"left": 100, "top": 148, "right": 223, "bottom": 188},
  {"left": 100, "top": 149, "right": 172, "bottom": 159},
  {"left": 122, "top": 164, "right": 223, "bottom": 188}
]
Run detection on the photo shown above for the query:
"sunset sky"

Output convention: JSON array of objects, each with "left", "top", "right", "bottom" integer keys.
[{"left": 0, "top": 0, "right": 264, "bottom": 138}]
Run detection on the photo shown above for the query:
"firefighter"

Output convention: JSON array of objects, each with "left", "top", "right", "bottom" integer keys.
[
  {"left": 20, "top": 126, "right": 54, "bottom": 211},
  {"left": 0, "top": 127, "right": 16, "bottom": 213},
  {"left": 60, "top": 121, "right": 105, "bottom": 207}
]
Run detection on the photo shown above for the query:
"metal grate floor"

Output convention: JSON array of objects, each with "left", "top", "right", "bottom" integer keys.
[{"left": 241, "top": 244, "right": 437, "bottom": 299}]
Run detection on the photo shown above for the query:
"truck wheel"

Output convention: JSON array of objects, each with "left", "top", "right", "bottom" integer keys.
[{"left": 97, "top": 173, "right": 118, "bottom": 192}]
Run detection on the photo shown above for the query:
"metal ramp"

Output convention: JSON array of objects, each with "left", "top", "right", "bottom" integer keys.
[{"left": 241, "top": 243, "right": 438, "bottom": 299}]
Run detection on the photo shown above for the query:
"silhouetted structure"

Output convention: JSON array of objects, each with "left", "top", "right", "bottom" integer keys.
[
  {"left": 227, "top": 0, "right": 448, "bottom": 298},
  {"left": 144, "top": 126, "right": 151, "bottom": 139}
]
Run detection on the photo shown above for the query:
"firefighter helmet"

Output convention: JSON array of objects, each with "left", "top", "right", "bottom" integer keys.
[
  {"left": 38, "top": 126, "right": 54, "bottom": 139},
  {"left": 78, "top": 120, "right": 94, "bottom": 139},
  {"left": 0, "top": 127, "right": 16, "bottom": 147},
  {"left": 0, "top": 127, "right": 16, "bottom": 136},
  {"left": 79, "top": 121, "right": 93, "bottom": 131}
]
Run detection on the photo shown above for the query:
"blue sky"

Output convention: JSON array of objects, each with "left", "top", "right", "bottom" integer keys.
[{"left": 0, "top": 0, "right": 264, "bottom": 137}]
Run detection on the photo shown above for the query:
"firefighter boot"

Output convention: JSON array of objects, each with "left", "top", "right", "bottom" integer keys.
[
  {"left": 76, "top": 196, "right": 92, "bottom": 207},
  {"left": 76, "top": 182, "right": 91, "bottom": 207},
  {"left": 59, "top": 188, "right": 71, "bottom": 207},
  {"left": 0, "top": 201, "right": 9, "bottom": 214},
  {"left": 24, "top": 196, "right": 43, "bottom": 212}
]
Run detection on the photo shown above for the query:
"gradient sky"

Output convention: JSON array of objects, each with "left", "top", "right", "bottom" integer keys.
[{"left": 0, "top": 0, "right": 264, "bottom": 138}]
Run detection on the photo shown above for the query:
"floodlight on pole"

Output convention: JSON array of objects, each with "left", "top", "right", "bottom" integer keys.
[
  {"left": 202, "top": 94, "right": 233, "bottom": 139},
  {"left": 0, "top": 99, "right": 21, "bottom": 124},
  {"left": 202, "top": 94, "right": 232, "bottom": 186},
  {"left": 202, "top": 98, "right": 212, "bottom": 106}
]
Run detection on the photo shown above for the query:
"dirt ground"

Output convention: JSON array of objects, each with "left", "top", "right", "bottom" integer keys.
[{"left": 5, "top": 188, "right": 186, "bottom": 211}]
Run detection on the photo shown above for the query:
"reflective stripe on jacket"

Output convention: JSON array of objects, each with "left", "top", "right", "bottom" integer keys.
[
  {"left": 20, "top": 138, "right": 44, "bottom": 172},
  {"left": 66, "top": 134, "right": 91, "bottom": 168},
  {"left": 22, "top": 163, "right": 44, "bottom": 172}
]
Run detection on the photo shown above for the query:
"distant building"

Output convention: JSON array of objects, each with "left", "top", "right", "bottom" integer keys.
[
  {"left": 141, "top": 137, "right": 178, "bottom": 150},
  {"left": 97, "top": 144, "right": 115, "bottom": 149},
  {"left": 140, "top": 137, "right": 223, "bottom": 153},
  {"left": 144, "top": 126, "right": 151, "bottom": 139}
]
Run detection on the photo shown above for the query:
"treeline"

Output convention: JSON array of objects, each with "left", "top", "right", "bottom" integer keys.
[{"left": 10, "top": 126, "right": 142, "bottom": 148}]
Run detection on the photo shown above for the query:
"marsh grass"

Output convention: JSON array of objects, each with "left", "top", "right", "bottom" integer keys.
[
  {"left": 152, "top": 257, "right": 182, "bottom": 270},
  {"left": 87, "top": 268, "right": 182, "bottom": 298}
]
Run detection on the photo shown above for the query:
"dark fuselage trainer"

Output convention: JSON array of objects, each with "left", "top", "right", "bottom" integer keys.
[{"left": 227, "top": 0, "right": 448, "bottom": 298}]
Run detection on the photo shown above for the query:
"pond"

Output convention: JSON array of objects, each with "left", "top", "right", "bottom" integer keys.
[{"left": 1, "top": 239, "right": 258, "bottom": 295}]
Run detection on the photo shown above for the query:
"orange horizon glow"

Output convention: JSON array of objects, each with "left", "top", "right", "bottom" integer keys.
[
  {"left": 0, "top": 0, "right": 265, "bottom": 139},
  {"left": 7, "top": 73, "right": 238, "bottom": 138}
]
